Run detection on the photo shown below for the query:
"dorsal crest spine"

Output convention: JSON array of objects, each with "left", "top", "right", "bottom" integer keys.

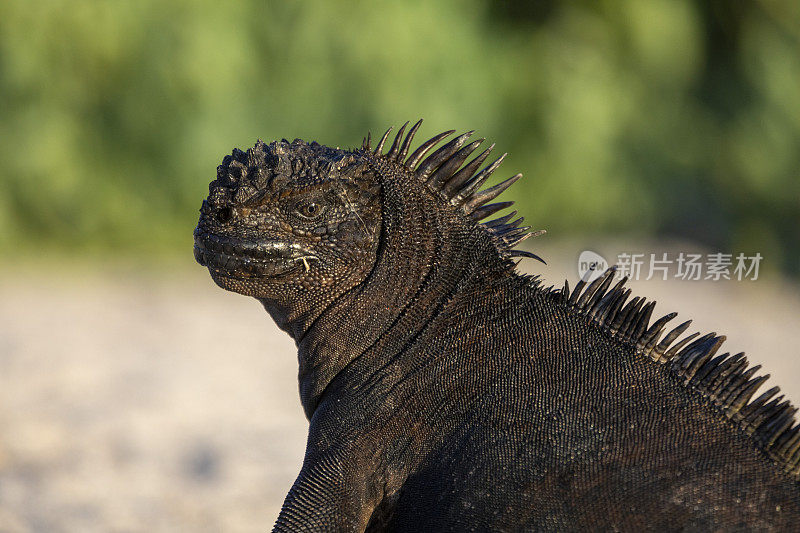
[
  {"left": 364, "top": 119, "right": 545, "bottom": 263},
  {"left": 556, "top": 267, "right": 800, "bottom": 479}
]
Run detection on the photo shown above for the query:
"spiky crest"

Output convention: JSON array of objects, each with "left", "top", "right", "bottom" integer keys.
[
  {"left": 551, "top": 268, "right": 800, "bottom": 480},
  {"left": 365, "top": 119, "right": 546, "bottom": 264}
]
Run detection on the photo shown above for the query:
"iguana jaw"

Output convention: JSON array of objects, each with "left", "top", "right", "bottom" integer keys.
[{"left": 193, "top": 227, "right": 314, "bottom": 279}]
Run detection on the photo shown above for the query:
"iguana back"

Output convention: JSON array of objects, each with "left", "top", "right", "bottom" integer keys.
[{"left": 194, "top": 121, "right": 800, "bottom": 531}]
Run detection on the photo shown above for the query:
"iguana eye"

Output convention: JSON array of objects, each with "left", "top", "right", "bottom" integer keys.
[{"left": 294, "top": 200, "right": 327, "bottom": 220}]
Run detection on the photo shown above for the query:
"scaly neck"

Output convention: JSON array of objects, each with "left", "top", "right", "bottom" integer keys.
[{"left": 281, "top": 162, "right": 503, "bottom": 419}]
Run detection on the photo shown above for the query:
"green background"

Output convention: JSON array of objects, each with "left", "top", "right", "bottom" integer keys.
[{"left": 1, "top": 0, "right": 798, "bottom": 273}]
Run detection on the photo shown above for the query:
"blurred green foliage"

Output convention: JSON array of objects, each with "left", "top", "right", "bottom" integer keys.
[{"left": 1, "top": 0, "right": 798, "bottom": 272}]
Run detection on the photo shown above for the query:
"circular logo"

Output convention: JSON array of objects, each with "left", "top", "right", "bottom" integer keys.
[{"left": 577, "top": 250, "right": 608, "bottom": 282}]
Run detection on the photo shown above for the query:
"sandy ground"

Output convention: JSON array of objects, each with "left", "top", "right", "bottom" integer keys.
[{"left": 1, "top": 240, "right": 799, "bottom": 531}]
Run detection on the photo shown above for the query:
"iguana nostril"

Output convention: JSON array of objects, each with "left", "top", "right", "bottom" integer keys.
[{"left": 215, "top": 207, "right": 232, "bottom": 223}]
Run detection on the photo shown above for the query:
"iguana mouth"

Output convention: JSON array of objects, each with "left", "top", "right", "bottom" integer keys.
[{"left": 193, "top": 227, "right": 315, "bottom": 278}]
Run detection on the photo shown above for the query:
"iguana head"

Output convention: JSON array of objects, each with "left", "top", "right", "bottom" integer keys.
[{"left": 193, "top": 138, "right": 382, "bottom": 302}]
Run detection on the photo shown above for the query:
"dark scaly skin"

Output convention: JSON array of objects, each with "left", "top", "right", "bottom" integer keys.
[{"left": 194, "top": 128, "right": 800, "bottom": 532}]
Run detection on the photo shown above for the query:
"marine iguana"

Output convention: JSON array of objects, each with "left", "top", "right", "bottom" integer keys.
[{"left": 194, "top": 120, "right": 800, "bottom": 531}]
